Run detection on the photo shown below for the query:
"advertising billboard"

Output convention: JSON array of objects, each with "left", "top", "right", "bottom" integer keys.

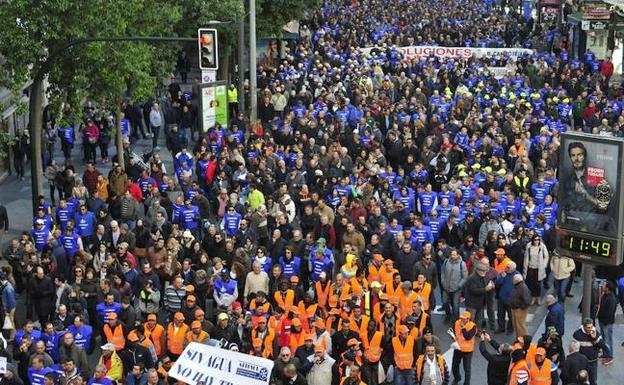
[
  {"left": 558, "top": 133, "right": 622, "bottom": 237},
  {"left": 200, "top": 81, "right": 228, "bottom": 132},
  {"left": 557, "top": 132, "right": 624, "bottom": 265}
]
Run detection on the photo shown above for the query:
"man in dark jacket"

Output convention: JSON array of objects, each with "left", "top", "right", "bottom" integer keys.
[
  {"left": 271, "top": 349, "right": 302, "bottom": 385},
  {"left": 295, "top": 334, "right": 315, "bottom": 376},
  {"left": 572, "top": 318, "right": 605, "bottom": 385},
  {"left": 509, "top": 274, "right": 531, "bottom": 338},
  {"left": 495, "top": 262, "right": 519, "bottom": 334},
  {"left": 464, "top": 262, "right": 494, "bottom": 327},
  {"left": 596, "top": 281, "right": 616, "bottom": 365},
  {"left": 396, "top": 242, "right": 418, "bottom": 281},
  {"left": 0, "top": 203, "right": 8, "bottom": 259},
  {"left": 505, "top": 233, "right": 525, "bottom": 273},
  {"left": 28, "top": 266, "right": 55, "bottom": 325},
  {"left": 120, "top": 334, "right": 155, "bottom": 374},
  {"left": 478, "top": 333, "right": 511, "bottom": 385},
  {"left": 560, "top": 340, "right": 588, "bottom": 385},
  {"left": 211, "top": 312, "right": 242, "bottom": 348},
  {"left": 544, "top": 294, "right": 565, "bottom": 337},
  {"left": 58, "top": 332, "right": 90, "bottom": 375},
  {"left": 330, "top": 318, "right": 359, "bottom": 361}
]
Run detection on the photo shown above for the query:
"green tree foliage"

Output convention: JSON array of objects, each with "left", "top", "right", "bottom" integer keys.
[
  {"left": 177, "top": 0, "right": 318, "bottom": 41},
  {"left": 0, "top": 0, "right": 182, "bottom": 113},
  {"left": 256, "top": 0, "right": 319, "bottom": 38}
]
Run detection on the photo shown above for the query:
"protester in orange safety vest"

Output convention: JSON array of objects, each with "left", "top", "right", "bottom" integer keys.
[
  {"left": 349, "top": 270, "right": 368, "bottom": 297},
  {"left": 251, "top": 316, "right": 277, "bottom": 359},
  {"left": 379, "top": 259, "right": 397, "bottom": 284},
  {"left": 513, "top": 335, "right": 538, "bottom": 364},
  {"left": 326, "top": 308, "right": 341, "bottom": 333},
  {"left": 367, "top": 254, "right": 384, "bottom": 283},
  {"left": 268, "top": 307, "right": 285, "bottom": 339},
  {"left": 289, "top": 318, "right": 307, "bottom": 353},
  {"left": 392, "top": 325, "right": 416, "bottom": 384},
  {"left": 185, "top": 320, "right": 209, "bottom": 347},
  {"left": 339, "top": 364, "right": 366, "bottom": 385},
  {"left": 360, "top": 319, "right": 383, "bottom": 385},
  {"left": 348, "top": 306, "right": 370, "bottom": 338},
  {"left": 250, "top": 338, "right": 264, "bottom": 356},
  {"left": 313, "top": 318, "right": 332, "bottom": 354},
  {"left": 315, "top": 272, "right": 333, "bottom": 313},
  {"left": 384, "top": 272, "right": 402, "bottom": 305},
  {"left": 398, "top": 280, "right": 418, "bottom": 320},
  {"left": 289, "top": 275, "right": 306, "bottom": 304},
  {"left": 361, "top": 281, "right": 382, "bottom": 320},
  {"left": 274, "top": 279, "right": 296, "bottom": 309},
  {"left": 378, "top": 301, "right": 401, "bottom": 337},
  {"left": 144, "top": 313, "right": 165, "bottom": 357},
  {"left": 296, "top": 293, "right": 318, "bottom": 323},
  {"left": 103, "top": 312, "right": 128, "bottom": 352},
  {"left": 403, "top": 316, "right": 420, "bottom": 340},
  {"left": 332, "top": 273, "right": 351, "bottom": 300},
  {"left": 416, "top": 345, "right": 449, "bottom": 385},
  {"left": 249, "top": 290, "right": 272, "bottom": 315},
  {"left": 343, "top": 338, "right": 364, "bottom": 366},
  {"left": 413, "top": 273, "right": 433, "bottom": 312},
  {"left": 127, "top": 324, "right": 158, "bottom": 362},
  {"left": 405, "top": 300, "right": 432, "bottom": 336},
  {"left": 165, "top": 312, "right": 188, "bottom": 360},
  {"left": 193, "top": 308, "right": 216, "bottom": 335},
  {"left": 451, "top": 311, "right": 477, "bottom": 385},
  {"left": 494, "top": 248, "right": 511, "bottom": 273},
  {"left": 529, "top": 347, "right": 558, "bottom": 385},
  {"left": 508, "top": 348, "right": 530, "bottom": 385}
]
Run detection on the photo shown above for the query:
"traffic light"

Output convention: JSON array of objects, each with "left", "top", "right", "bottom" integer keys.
[{"left": 198, "top": 28, "right": 219, "bottom": 70}]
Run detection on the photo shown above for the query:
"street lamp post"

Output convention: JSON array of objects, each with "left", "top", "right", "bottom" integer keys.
[
  {"left": 249, "top": 0, "right": 258, "bottom": 123},
  {"left": 238, "top": 0, "right": 246, "bottom": 113}
]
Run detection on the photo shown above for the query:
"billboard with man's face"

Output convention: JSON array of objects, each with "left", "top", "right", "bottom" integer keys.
[{"left": 558, "top": 133, "right": 623, "bottom": 238}]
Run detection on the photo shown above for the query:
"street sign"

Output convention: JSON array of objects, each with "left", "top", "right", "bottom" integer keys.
[
  {"left": 557, "top": 132, "right": 624, "bottom": 265},
  {"left": 201, "top": 69, "right": 217, "bottom": 83},
  {"left": 198, "top": 28, "right": 219, "bottom": 70}
]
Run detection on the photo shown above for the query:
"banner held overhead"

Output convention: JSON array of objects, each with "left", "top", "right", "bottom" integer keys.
[{"left": 169, "top": 342, "right": 274, "bottom": 385}]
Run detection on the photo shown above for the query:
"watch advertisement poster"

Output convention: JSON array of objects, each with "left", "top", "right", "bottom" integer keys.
[{"left": 558, "top": 133, "right": 623, "bottom": 238}]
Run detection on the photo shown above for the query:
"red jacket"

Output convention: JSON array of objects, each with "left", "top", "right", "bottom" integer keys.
[
  {"left": 83, "top": 169, "right": 101, "bottom": 194},
  {"left": 128, "top": 183, "right": 144, "bottom": 202},
  {"left": 601, "top": 61, "right": 614, "bottom": 77},
  {"left": 85, "top": 123, "right": 100, "bottom": 143},
  {"left": 204, "top": 160, "right": 218, "bottom": 185}
]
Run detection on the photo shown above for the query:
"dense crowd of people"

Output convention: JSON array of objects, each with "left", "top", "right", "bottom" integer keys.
[{"left": 2, "top": 1, "right": 624, "bottom": 385}]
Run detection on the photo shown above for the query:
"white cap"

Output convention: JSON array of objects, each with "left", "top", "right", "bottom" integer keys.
[{"left": 101, "top": 343, "right": 115, "bottom": 351}]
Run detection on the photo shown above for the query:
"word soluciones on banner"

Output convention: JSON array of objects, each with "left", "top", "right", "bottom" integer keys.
[{"left": 360, "top": 45, "right": 533, "bottom": 59}]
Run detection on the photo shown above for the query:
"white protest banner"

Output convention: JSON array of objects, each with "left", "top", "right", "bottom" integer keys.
[
  {"left": 360, "top": 45, "right": 533, "bottom": 60},
  {"left": 169, "top": 342, "right": 274, "bottom": 385},
  {"left": 0, "top": 356, "right": 6, "bottom": 374}
]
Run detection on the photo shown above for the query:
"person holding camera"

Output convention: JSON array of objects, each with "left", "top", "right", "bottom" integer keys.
[
  {"left": 478, "top": 332, "right": 511, "bottom": 385},
  {"left": 572, "top": 318, "right": 606, "bottom": 385}
]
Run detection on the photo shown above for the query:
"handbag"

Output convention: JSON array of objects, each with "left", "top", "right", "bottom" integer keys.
[
  {"left": 377, "top": 362, "right": 386, "bottom": 384},
  {"left": 2, "top": 315, "right": 13, "bottom": 330},
  {"left": 385, "top": 365, "right": 394, "bottom": 383}
]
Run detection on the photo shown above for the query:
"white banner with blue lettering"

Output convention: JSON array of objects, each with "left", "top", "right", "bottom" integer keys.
[{"left": 168, "top": 342, "right": 274, "bottom": 385}]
